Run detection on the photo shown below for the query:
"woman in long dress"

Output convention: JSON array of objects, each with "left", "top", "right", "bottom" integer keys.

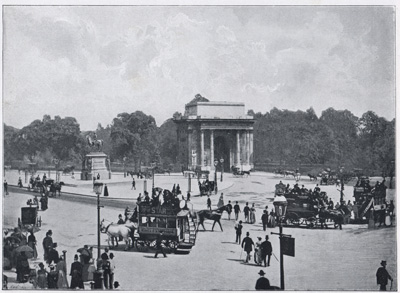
[
  {"left": 27, "top": 231, "right": 38, "bottom": 259},
  {"left": 217, "top": 194, "right": 224, "bottom": 208},
  {"left": 56, "top": 255, "right": 69, "bottom": 288},
  {"left": 250, "top": 203, "right": 256, "bottom": 224},
  {"left": 36, "top": 263, "right": 47, "bottom": 289},
  {"left": 254, "top": 237, "right": 263, "bottom": 265}
]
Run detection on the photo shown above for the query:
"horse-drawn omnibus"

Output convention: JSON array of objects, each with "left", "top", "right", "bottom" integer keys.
[
  {"left": 135, "top": 201, "right": 197, "bottom": 254},
  {"left": 276, "top": 184, "right": 347, "bottom": 229},
  {"left": 353, "top": 176, "right": 387, "bottom": 220}
]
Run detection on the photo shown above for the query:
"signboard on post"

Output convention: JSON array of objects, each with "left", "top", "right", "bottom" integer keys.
[{"left": 281, "top": 236, "right": 295, "bottom": 257}]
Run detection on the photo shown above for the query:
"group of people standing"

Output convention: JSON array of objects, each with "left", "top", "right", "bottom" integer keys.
[{"left": 240, "top": 231, "right": 273, "bottom": 267}]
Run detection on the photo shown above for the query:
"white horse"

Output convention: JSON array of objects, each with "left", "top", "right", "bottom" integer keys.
[
  {"left": 86, "top": 135, "right": 104, "bottom": 151},
  {"left": 100, "top": 219, "right": 132, "bottom": 251}
]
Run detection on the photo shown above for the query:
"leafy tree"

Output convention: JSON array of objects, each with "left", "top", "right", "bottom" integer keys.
[{"left": 110, "top": 111, "right": 158, "bottom": 170}]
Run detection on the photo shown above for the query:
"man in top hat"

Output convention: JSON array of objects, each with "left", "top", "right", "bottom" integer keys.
[
  {"left": 260, "top": 235, "right": 273, "bottom": 267},
  {"left": 241, "top": 232, "right": 254, "bottom": 263},
  {"left": 255, "top": 270, "right": 270, "bottom": 290},
  {"left": 376, "top": 260, "right": 393, "bottom": 291}
]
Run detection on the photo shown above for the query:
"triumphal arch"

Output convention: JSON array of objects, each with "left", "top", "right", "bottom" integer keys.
[{"left": 174, "top": 95, "right": 254, "bottom": 172}]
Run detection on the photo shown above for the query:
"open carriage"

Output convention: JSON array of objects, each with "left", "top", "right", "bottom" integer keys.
[{"left": 135, "top": 201, "right": 197, "bottom": 254}]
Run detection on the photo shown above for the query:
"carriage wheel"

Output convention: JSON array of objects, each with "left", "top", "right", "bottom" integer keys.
[
  {"left": 287, "top": 212, "right": 300, "bottom": 226},
  {"left": 136, "top": 240, "right": 149, "bottom": 252},
  {"left": 306, "top": 217, "right": 316, "bottom": 228}
]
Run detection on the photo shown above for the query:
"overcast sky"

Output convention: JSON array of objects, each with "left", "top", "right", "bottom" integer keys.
[{"left": 3, "top": 5, "right": 396, "bottom": 131}]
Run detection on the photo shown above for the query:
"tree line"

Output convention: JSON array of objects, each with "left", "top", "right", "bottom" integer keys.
[{"left": 3, "top": 108, "right": 395, "bottom": 176}]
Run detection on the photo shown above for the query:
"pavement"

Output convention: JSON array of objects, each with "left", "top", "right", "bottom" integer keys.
[{"left": 2, "top": 170, "right": 397, "bottom": 291}]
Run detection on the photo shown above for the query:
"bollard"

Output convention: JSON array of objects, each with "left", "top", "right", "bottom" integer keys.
[{"left": 93, "top": 270, "right": 104, "bottom": 289}]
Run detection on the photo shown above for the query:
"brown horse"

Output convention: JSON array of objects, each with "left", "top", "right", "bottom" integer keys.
[{"left": 196, "top": 205, "right": 229, "bottom": 232}]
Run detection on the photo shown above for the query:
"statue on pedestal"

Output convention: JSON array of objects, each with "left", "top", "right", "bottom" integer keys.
[{"left": 86, "top": 133, "right": 103, "bottom": 152}]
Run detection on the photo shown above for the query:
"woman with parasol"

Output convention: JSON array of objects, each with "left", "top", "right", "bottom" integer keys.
[{"left": 15, "top": 251, "right": 30, "bottom": 282}]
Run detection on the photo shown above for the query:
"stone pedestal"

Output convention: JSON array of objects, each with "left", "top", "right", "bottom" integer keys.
[{"left": 81, "top": 152, "right": 111, "bottom": 180}]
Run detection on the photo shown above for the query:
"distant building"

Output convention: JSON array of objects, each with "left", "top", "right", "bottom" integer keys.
[{"left": 173, "top": 95, "right": 254, "bottom": 172}]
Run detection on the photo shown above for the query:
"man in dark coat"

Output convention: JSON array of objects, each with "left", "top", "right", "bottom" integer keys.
[
  {"left": 261, "top": 210, "right": 269, "bottom": 231},
  {"left": 235, "top": 220, "right": 243, "bottom": 244},
  {"left": 47, "top": 265, "right": 58, "bottom": 289},
  {"left": 255, "top": 270, "right": 270, "bottom": 290},
  {"left": 70, "top": 255, "right": 84, "bottom": 289},
  {"left": 241, "top": 232, "right": 254, "bottom": 263},
  {"left": 42, "top": 230, "right": 53, "bottom": 261},
  {"left": 47, "top": 243, "right": 60, "bottom": 265},
  {"left": 234, "top": 202, "right": 241, "bottom": 220},
  {"left": 226, "top": 200, "right": 233, "bottom": 220},
  {"left": 244, "top": 203, "right": 250, "bottom": 223},
  {"left": 260, "top": 235, "right": 273, "bottom": 267},
  {"left": 376, "top": 260, "right": 393, "bottom": 291}
]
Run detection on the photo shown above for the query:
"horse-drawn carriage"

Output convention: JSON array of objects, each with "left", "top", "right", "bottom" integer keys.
[
  {"left": 198, "top": 180, "right": 217, "bottom": 196},
  {"left": 18, "top": 207, "right": 41, "bottom": 230},
  {"left": 276, "top": 185, "right": 346, "bottom": 229},
  {"left": 231, "top": 166, "right": 250, "bottom": 177},
  {"left": 134, "top": 201, "right": 197, "bottom": 254},
  {"left": 320, "top": 171, "right": 336, "bottom": 185}
]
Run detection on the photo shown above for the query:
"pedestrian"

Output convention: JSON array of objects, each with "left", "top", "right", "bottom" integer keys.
[
  {"left": 261, "top": 210, "right": 269, "bottom": 231},
  {"left": 70, "top": 254, "right": 84, "bottom": 289},
  {"left": 255, "top": 270, "right": 271, "bottom": 290},
  {"left": 102, "top": 254, "right": 111, "bottom": 289},
  {"left": 234, "top": 201, "right": 241, "bottom": 220},
  {"left": 244, "top": 202, "right": 250, "bottom": 223},
  {"left": 217, "top": 193, "right": 224, "bottom": 208},
  {"left": 176, "top": 184, "right": 181, "bottom": 195},
  {"left": 226, "top": 200, "right": 233, "bottom": 220},
  {"left": 97, "top": 173, "right": 100, "bottom": 180},
  {"left": 56, "top": 255, "right": 69, "bottom": 289},
  {"left": 154, "top": 232, "right": 167, "bottom": 258},
  {"left": 254, "top": 237, "right": 263, "bottom": 266},
  {"left": 36, "top": 262, "right": 48, "bottom": 289},
  {"left": 241, "top": 232, "right": 254, "bottom": 263},
  {"left": 18, "top": 177, "right": 23, "bottom": 188},
  {"left": 388, "top": 200, "right": 395, "bottom": 224},
  {"left": 187, "top": 192, "right": 191, "bottom": 201},
  {"left": 42, "top": 230, "right": 53, "bottom": 262},
  {"left": 3, "top": 180, "right": 8, "bottom": 195},
  {"left": 235, "top": 220, "right": 243, "bottom": 244},
  {"left": 109, "top": 253, "right": 116, "bottom": 289},
  {"left": 250, "top": 203, "right": 256, "bottom": 224},
  {"left": 377, "top": 205, "right": 386, "bottom": 227},
  {"left": 27, "top": 230, "right": 38, "bottom": 259},
  {"left": 260, "top": 235, "right": 272, "bottom": 267},
  {"left": 47, "top": 243, "right": 60, "bottom": 265},
  {"left": 47, "top": 264, "right": 58, "bottom": 289},
  {"left": 376, "top": 260, "right": 393, "bottom": 291},
  {"left": 131, "top": 178, "right": 136, "bottom": 190},
  {"left": 207, "top": 196, "right": 212, "bottom": 210},
  {"left": 16, "top": 251, "right": 30, "bottom": 282},
  {"left": 268, "top": 210, "right": 276, "bottom": 228}
]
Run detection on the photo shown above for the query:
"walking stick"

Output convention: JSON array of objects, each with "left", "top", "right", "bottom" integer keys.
[
  {"left": 272, "top": 252, "right": 279, "bottom": 262},
  {"left": 390, "top": 279, "right": 393, "bottom": 290}
]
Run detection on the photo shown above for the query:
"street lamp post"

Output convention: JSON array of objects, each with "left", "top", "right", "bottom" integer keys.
[
  {"left": 93, "top": 182, "right": 104, "bottom": 261},
  {"left": 339, "top": 167, "right": 344, "bottom": 203},
  {"left": 220, "top": 158, "right": 224, "bottom": 182},
  {"left": 272, "top": 194, "right": 288, "bottom": 290},
  {"left": 214, "top": 160, "right": 218, "bottom": 183}
]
